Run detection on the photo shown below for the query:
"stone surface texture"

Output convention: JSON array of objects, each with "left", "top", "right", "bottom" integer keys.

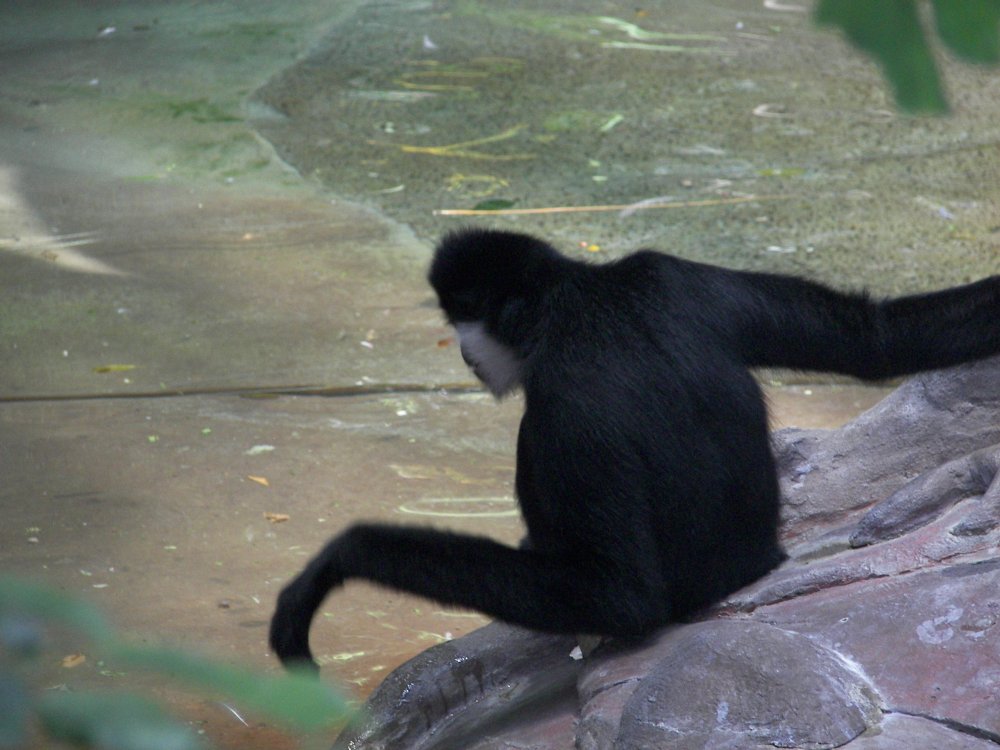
[{"left": 338, "top": 358, "right": 1000, "bottom": 749}]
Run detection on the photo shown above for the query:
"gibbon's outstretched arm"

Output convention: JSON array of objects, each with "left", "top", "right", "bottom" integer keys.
[
  {"left": 269, "top": 524, "right": 664, "bottom": 669},
  {"left": 718, "top": 267, "right": 1000, "bottom": 378}
]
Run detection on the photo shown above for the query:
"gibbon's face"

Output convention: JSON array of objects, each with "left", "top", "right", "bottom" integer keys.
[{"left": 454, "top": 322, "right": 522, "bottom": 398}]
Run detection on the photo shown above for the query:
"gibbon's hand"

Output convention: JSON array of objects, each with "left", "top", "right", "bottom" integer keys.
[{"left": 270, "top": 564, "right": 342, "bottom": 673}]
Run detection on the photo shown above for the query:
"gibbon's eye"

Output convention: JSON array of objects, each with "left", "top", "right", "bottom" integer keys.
[{"left": 442, "top": 291, "right": 483, "bottom": 324}]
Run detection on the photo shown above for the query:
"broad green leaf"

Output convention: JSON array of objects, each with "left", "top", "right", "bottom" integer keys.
[
  {"left": 0, "top": 578, "right": 113, "bottom": 645},
  {"left": 111, "top": 644, "right": 351, "bottom": 730},
  {"left": 931, "top": 0, "right": 1000, "bottom": 62},
  {"left": 37, "top": 691, "right": 202, "bottom": 750},
  {"left": 0, "top": 676, "right": 31, "bottom": 748},
  {"left": 815, "top": 0, "right": 948, "bottom": 113},
  {"left": 472, "top": 198, "right": 517, "bottom": 211},
  {"left": 0, "top": 578, "right": 349, "bottom": 737}
]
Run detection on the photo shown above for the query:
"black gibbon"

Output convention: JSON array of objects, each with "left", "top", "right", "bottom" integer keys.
[{"left": 270, "top": 227, "right": 1000, "bottom": 669}]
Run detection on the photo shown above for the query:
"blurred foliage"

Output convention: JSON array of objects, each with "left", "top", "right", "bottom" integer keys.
[
  {"left": 37, "top": 692, "right": 201, "bottom": 750},
  {"left": 816, "top": 0, "right": 1000, "bottom": 113},
  {"left": 0, "top": 578, "right": 351, "bottom": 750}
]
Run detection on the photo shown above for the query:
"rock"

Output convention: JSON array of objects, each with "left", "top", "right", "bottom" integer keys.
[
  {"left": 584, "top": 621, "right": 880, "bottom": 749},
  {"left": 847, "top": 714, "right": 999, "bottom": 749},
  {"left": 774, "top": 356, "right": 1000, "bottom": 544},
  {"left": 725, "top": 485, "right": 1000, "bottom": 613},
  {"left": 332, "top": 358, "right": 1000, "bottom": 749},
  {"left": 756, "top": 560, "right": 1000, "bottom": 740},
  {"left": 849, "top": 444, "right": 1000, "bottom": 547},
  {"left": 332, "top": 624, "right": 579, "bottom": 750}
]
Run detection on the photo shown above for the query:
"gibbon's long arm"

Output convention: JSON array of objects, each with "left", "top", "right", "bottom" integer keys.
[
  {"left": 717, "top": 267, "right": 1000, "bottom": 379},
  {"left": 269, "top": 524, "right": 666, "bottom": 669}
]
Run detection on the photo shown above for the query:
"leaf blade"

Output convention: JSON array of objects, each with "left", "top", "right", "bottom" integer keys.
[
  {"left": 931, "top": 0, "right": 1000, "bottom": 62},
  {"left": 815, "top": 0, "right": 948, "bottom": 113}
]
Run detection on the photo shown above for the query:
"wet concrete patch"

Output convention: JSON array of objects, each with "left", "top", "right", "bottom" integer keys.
[
  {"left": 251, "top": 0, "right": 1000, "bottom": 291},
  {"left": 0, "top": 168, "right": 460, "bottom": 397},
  {"left": 0, "top": 391, "right": 523, "bottom": 690}
]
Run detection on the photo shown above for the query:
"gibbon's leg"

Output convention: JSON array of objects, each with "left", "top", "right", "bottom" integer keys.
[{"left": 269, "top": 523, "right": 664, "bottom": 668}]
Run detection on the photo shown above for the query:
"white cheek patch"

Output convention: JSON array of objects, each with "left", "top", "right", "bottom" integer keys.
[{"left": 454, "top": 322, "right": 523, "bottom": 397}]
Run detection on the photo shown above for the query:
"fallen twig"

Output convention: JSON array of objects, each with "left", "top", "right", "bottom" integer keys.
[{"left": 433, "top": 194, "right": 789, "bottom": 217}]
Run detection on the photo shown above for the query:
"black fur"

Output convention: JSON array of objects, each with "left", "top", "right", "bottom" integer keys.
[{"left": 270, "top": 227, "right": 1000, "bottom": 670}]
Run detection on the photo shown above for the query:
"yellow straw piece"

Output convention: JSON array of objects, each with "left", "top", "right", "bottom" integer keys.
[{"left": 434, "top": 194, "right": 788, "bottom": 216}]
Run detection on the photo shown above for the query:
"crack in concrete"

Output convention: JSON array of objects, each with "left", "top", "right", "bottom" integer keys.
[
  {"left": 0, "top": 382, "right": 485, "bottom": 403},
  {"left": 890, "top": 710, "right": 1000, "bottom": 746}
]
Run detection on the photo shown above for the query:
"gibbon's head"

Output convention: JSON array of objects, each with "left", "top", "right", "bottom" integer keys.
[{"left": 428, "top": 228, "right": 569, "bottom": 397}]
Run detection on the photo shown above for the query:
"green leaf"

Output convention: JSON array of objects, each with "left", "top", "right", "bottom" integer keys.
[
  {"left": 0, "top": 578, "right": 114, "bottom": 645},
  {"left": 815, "top": 0, "right": 948, "bottom": 113},
  {"left": 931, "top": 0, "right": 1000, "bottom": 62},
  {"left": 0, "top": 577, "right": 349, "bottom": 737},
  {"left": 472, "top": 198, "right": 516, "bottom": 211},
  {"left": 37, "top": 691, "right": 203, "bottom": 750},
  {"left": 0, "top": 676, "right": 31, "bottom": 748},
  {"left": 110, "top": 644, "right": 352, "bottom": 731}
]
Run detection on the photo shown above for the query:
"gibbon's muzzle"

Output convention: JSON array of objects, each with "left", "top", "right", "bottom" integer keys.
[{"left": 460, "top": 344, "right": 475, "bottom": 369}]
